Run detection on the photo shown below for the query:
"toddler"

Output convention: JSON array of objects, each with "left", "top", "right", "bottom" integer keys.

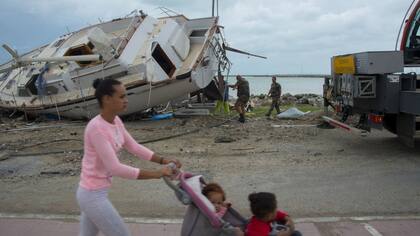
[
  {"left": 202, "top": 183, "right": 244, "bottom": 236},
  {"left": 246, "top": 192, "right": 302, "bottom": 236},
  {"left": 202, "top": 183, "right": 230, "bottom": 217}
]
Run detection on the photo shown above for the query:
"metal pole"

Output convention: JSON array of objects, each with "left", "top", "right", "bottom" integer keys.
[
  {"left": 323, "top": 76, "right": 330, "bottom": 115},
  {"left": 212, "top": 0, "right": 215, "bottom": 17},
  {"left": 217, "top": 0, "right": 219, "bottom": 17}
]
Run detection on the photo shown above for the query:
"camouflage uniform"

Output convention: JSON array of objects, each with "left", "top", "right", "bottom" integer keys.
[
  {"left": 235, "top": 79, "right": 250, "bottom": 107},
  {"left": 266, "top": 82, "right": 281, "bottom": 116}
]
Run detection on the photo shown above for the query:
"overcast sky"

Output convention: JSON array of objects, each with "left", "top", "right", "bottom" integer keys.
[{"left": 0, "top": 0, "right": 414, "bottom": 74}]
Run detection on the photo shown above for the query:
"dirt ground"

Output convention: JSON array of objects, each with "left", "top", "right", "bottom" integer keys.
[{"left": 1, "top": 110, "right": 419, "bottom": 219}]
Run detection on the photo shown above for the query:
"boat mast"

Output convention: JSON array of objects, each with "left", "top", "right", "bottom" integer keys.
[
  {"left": 212, "top": 0, "right": 215, "bottom": 16},
  {"left": 212, "top": 0, "right": 219, "bottom": 17}
]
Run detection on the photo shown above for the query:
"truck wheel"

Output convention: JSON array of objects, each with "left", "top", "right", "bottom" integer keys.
[{"left": 383, "top": 114, "right": 397, "bottom": 134}]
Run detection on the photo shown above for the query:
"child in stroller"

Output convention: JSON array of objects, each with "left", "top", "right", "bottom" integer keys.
[
  {"left": 202, "top": 183, "right": 231, "bottom": 218},
  {"left": 202, "top": 183, "right": 244, "bottom": 235},
  {"left": 164, "top": 168, "right": 247, "bottom": 236}
]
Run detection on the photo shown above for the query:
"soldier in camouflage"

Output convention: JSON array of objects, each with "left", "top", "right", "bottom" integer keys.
[
  {"left": 229, "top": 75, "right": 250, "bottom": 123},
  {"left": 266, "top": 76, "right": 282, "bottom": 117}
]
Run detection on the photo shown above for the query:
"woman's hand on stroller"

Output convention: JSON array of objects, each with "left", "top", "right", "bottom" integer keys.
[
  {"left": 160, "top": 166, "right": 174, "bottom": 178},
  {"left": 161, "top": 157, "right": 182, "bottom": 169},
  {"left": 161, "top": 161, "right": 182, "bottom": 180}
]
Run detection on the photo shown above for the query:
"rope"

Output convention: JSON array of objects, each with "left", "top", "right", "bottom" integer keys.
[
  {"left": 147, "top": 71, "right": 153, "bottom": 107},
  {"left": 156, "top": 101, "right": 171, "bottom": 113},
  {"left": 49, "top": 95, "right": 61, "bottom": 120},
  {"left": 2, "top": 123, "right": 85, "bottom": 133},
  {"left": 15, "top": 138, "right": 81, "bottom": 151},
  {"left": 77, "top": 74, "right": 90, "bottom": 118},
  {"left": 36, "top": 63, "right": 49, "bottom": 97},
  {"left": 131, "top": 61, "right": 152, "bottom": 107}
]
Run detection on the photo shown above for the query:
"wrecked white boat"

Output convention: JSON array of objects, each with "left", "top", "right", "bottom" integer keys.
[{"left": 0, "top": 10, "right": 232, "bottom": 119}]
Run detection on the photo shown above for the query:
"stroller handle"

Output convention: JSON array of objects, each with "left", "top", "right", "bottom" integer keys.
[
  {"left": 163, "top": 165, "right": 192, "bottom": 205},
  {"left": 165, "top": 170, "right": 232, "bottom": 229}
]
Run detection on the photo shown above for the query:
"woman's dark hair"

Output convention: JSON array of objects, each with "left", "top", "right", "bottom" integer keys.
[
  {"left": 248, "top": 192, "right": 277, "bottom": 219},
  {"left": 202, "top": 183, "right": 226, "bottom": 201},
  {"left": 92, "top": 78, "right": 122, "bottom": 107}
]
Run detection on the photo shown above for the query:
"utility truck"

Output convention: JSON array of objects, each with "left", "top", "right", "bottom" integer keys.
[{"left": 323, "top": 0, "right": 420, "bottom": 147}]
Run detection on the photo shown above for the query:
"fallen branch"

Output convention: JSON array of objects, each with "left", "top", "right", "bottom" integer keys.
[
  {"left": 139, "top": 115, "right": 237, "bottom": 144},
  {"left": 2, "top": 123, "right": 85, "bottom": 133},
  {"left": 0, "top": 155, "right": 9, "bottom": 161},
  {"left": 231, "top": 147, "right": 255, "bottom": 151},
  {"left": 9, "top": 149, "right": 83, "bottom": 157},
  {"left": 17, "top": 138, "right": 81, "bottom": 151}
]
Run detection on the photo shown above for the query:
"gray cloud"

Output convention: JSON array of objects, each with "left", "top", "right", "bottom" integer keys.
[{"left": 0, "top": 0, "right": 414, "bottom": 74}]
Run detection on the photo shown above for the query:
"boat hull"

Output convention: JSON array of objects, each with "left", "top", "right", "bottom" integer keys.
[{"left": 14, "top": 74, "right": 209, "bottom": 119}]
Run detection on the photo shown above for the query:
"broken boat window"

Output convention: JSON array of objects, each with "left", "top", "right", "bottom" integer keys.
[
  {"left": 5, "top": 79, "right": 15, "bottom": 89},
  {"left": 0, "top": 71, "right": 11, "bottom": 81},
  {"left": 190, "top": 29, "right": 208, "bottom": 37},
  {"left": 87, "top": 41, "right": 95, "bottom": 50},
  {"left": 46, "top": 85, "right": 59, "bottom": 95},
  {"left": 152, "top": 44, "right": 175, "bottom": 77},
  {"left": 64, "top": 44, "right": 96, "bottom": 67},
  {"left": 26, "top": 68, "right": 35, "bottom": 78},
  {"left": 53, "top": 38, "right": 66, "bottom": 48},
  {"left": 27, "top": 74, "right": 40, "bottom": 95},
  {"left": 18, "top": 87, "right": 30, "bottom": 97}
]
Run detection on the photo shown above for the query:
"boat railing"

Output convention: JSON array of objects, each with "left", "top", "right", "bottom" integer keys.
[
  {"left": 156, "top": 7, "right": 181, "bottom": 18},
  {"left": 114, "top": 15, "right": 144, "bottom": 58},
  {"left": 210, "top": 33, "right": 231, "bottom": 72}
]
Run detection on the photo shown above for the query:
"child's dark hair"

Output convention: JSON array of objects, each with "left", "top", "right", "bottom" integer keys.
[
  {"left": 202, "top": 183, "right": 226, "bottom": 201},
  {"left": 92, "top": 78, "right": 122, "bottom": 107},
  {"left": 248, "top": 192, "right": 277, "bottom": 219}
]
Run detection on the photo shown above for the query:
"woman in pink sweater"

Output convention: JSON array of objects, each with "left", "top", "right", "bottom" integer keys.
[{"left": 76, "top": 78, "right": 181, "bottom": 236}]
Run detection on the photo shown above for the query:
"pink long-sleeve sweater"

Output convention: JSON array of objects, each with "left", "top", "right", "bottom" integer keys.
[{"left": 79, "top": 115, "right": 154, "bottom": 190}]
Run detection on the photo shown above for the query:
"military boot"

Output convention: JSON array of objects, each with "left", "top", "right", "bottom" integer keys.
[{"left": 239, "top": 114, "right": 245, "bottom": 123}]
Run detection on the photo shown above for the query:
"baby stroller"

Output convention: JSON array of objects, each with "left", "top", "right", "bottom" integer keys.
[{"left": 164, "top": 169, "right": 247, "bottom": 236}]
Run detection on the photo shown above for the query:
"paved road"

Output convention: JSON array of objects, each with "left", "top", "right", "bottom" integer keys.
[
  {"left": 1, "top": 122, "right": 419, "bottom": 221},
  {"left": 1, "top": 215, "right": 420, "bottom": 236}
]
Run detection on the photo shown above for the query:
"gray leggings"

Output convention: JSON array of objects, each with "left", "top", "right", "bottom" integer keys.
[{"left": 76, "top": 186, "right": 131, "bottom": 236}]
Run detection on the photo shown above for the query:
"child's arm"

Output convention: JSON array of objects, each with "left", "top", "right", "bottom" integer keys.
[
  {"left": 275, "top": 216, "right": 295, "bottom": 236},
  {"left": 234, "top": 227, "right": 244, "bottom": 236},
  {"left": 223, "top": 201, "right": 232, "bottom": 208},
  {"left": 284, "top": 216, "right": 295, "bottom": 232},
  {"left": 276, "top": 230, "right": 292, "bottom": 236}
]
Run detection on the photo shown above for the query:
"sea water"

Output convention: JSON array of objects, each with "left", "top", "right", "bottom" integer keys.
[{"left": 226, "top": 76, "right": 325, "bottom": 97}]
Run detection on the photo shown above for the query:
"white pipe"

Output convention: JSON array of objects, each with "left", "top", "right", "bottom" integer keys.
[
  {"left": 18, "top": 55, "right": 101, "bottom": 63},
  {"left": 0, "top": 55, "right": 102, "bottom": 74},
  {"left": 2, "top": 44, "right": 19, "bottom": 59}
]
